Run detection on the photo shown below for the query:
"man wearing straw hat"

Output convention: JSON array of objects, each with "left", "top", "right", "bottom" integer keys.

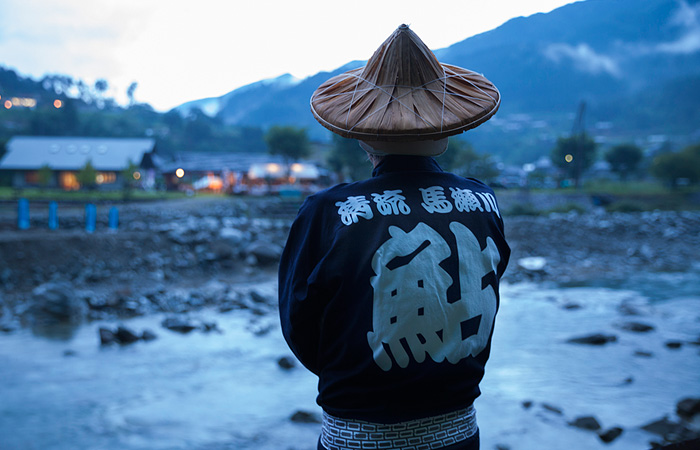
[{"left": 279, "top": 24, "right": 510, "bottom": 450}]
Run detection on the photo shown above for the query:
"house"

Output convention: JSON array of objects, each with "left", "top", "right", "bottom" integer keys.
[
  {"left": 160, "top": 152, "right": 327, "bottom": 194},
  {"left": 0, "top": 136, "right": 159, "bottom": 190}
]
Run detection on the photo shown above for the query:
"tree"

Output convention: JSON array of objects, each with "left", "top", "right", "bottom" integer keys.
[
  {"left": 439, "top": 139, "right": 499, "bottom": 182},
  {"left": 77, "top": 160, "right": 97, "bottom": 190},
  {"left": 551, "top": 133, "right": 597, "bottom": 188},
  {"left": 121, "top": 159, "right": 139, "bottom": 199},
  {"left": 127, "top": 82, "right": 138, "bottom": 107},
  {"left": 37, "top": 164, "right": 53, "bottom": 190},
  {"left": 605, "top": 143, "right": 643, "bottom": 181},
  {"left": 327, "top": 134, "right": 371, "bottom": 181},
  {"left": 94, "top": 79, "right": 108, "bottom": 94},
  {"left": 264, "top": 126, "right": 311, "bottom": 165},
  {"left": 94, "top": 79, "right": 109, "bottom": 109},
  {"left": 650, "top": 143, "right": 700, "bottom": 188}
]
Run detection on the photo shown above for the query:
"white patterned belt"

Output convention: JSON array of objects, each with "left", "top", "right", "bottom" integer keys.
[{"left": 321, "top": 405, "right": 477, "bottom": 450}]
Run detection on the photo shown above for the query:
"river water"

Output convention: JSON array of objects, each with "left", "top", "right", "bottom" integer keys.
[{"left": 1, "top": 271, "right": 698, "bottom": 450}]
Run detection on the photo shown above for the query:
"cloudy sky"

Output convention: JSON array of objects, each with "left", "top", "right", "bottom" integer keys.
[{"left": 0, "top": 0, "right": 577, "bottom": 111}]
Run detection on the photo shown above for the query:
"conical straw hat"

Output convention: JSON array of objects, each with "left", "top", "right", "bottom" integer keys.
[{"left": 310, "top": 24, "right": 500, "bottom": 143}]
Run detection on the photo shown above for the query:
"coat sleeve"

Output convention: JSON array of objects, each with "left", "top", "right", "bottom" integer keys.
[{"left": 278, "top": 196, "right": 328, "bottom": 375}]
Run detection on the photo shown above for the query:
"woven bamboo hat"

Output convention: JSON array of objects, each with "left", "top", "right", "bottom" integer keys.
[{"left": 310, "top": 24, "right": 500, "bottom": 148}]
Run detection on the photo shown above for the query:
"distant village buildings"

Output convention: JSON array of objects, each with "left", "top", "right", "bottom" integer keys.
[
  {"left": 0, "top": 135, "right": 327, "bottom": 195},
  {"left": 160, "top": 151, "right": 326, "bottom": 195}
]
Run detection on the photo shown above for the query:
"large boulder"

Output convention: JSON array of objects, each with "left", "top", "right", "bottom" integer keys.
[
  {"left": 244, "top": 240, "right": 283, "bottom": 265},
  {"left": 30, "top": 282, "right": 85, "bottom": 323}
]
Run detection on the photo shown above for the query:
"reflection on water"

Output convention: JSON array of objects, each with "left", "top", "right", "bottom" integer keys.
[
  {"left": 0, "top": 274, "right": 698, "bottom": 450},
  {"left": 30, "top": 321, "right": 81, "bottom": 341}
]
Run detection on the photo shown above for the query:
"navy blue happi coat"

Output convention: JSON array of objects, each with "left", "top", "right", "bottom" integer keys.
[{"left": 279, "top": 155, "right": 510, "bottom": 423}]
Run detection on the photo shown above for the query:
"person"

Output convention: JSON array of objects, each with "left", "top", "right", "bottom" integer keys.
[{"left": 278, "top": 24, "right": 510, "bottom": 450}]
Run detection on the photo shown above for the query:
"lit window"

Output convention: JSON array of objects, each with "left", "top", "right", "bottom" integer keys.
[
  {"left": 96, "top": 172, "right": 116, "bottom": 184},
  {"left": 60, "top": 172, "right": 80, "bottom": 190}
]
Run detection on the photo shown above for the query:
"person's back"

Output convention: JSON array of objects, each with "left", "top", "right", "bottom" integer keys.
[{"left": 279, "top": 24, "right": 510, "bottom": 450}]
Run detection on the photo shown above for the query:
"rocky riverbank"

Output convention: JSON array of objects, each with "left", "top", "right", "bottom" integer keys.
[{"left": 1, "top": 196, "right": 699, "bottom": 326}]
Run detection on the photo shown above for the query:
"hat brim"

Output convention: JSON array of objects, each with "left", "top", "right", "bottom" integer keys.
[{"left": 310, "top": 63, "right": 500, "bottom": 142}]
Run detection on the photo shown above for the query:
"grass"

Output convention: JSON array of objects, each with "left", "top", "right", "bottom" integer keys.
[
  {"left": 581, "top": 180, "right": 671, "bottom": 195},
  {"left": 500, "top": 180, "right": 700, "bottom": 216},
  {"left": 0, "top": 187, "right": 190, "bottom": 202}
]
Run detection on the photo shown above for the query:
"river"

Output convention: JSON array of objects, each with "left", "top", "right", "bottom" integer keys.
[{"left": 1, "top": 271, "right": 698, "bottom": 450}]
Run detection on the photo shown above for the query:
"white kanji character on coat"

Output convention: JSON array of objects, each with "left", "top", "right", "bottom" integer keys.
[
  {"left": 371, "top": 190, "right": 411, "bottom": 216},
  {"left": 336, "top": 196, "right": 374, "bottom": 226},
  {"left": 450, "top": 187, "right": 483, "bottom": 213},
  {"left": 367, "top": 222, "right": 500, "bottom": 371},
  {"left": 420, "top": 186, "right": 453, "bottom": 213}
]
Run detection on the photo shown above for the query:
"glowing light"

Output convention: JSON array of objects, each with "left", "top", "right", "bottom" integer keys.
[
  {"left": 209, "top": 176, "right": 223, "bottom": 191},
  {"left": 175, "top": 168, "right": 185, "bottom": 178},
  {"left": 266, "top": 163, "right": 281, "bottom": 174},
  {"left": 54, "top": 99, "right": 63, "bottom": 108},
  {"left": 4, "top": 100, "right": 11, "bottom": 109},
  {"left": 133, "top": 171, "right": 141, "bottom": 180},
  {"left": 96, "top": 172, "right": 116, "bottom": 184},
  {"left": 565, "top": 154, "right": 574, "bottom": 163},
  {"left": 290, "top": 163, "right": 303, "bottom": 173},
  {"left": 11, "top": 97, "right": 36, "bottom": 108}
]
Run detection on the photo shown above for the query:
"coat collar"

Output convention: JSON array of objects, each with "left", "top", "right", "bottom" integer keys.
[{"left": 371, "top": 155, "right": 444, "bottom": 178}]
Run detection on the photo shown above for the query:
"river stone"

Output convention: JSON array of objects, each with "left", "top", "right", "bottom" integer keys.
[
  {"left": 250, "top": 290, "right": 271, "bottom": 305},
  {"left": 677, "top": 398, "right": 700, "bottom": 420},
  {"left": 278, "top": 356, "right": 296, "bottom": 370},
  {"left": 161, "top": 317, "right": 197, "bottom": 333},
  {"left": 598, "top": 426, "right": 623, "bottom": 443},
  {"left": 517, "top": 256, "right": 547, "bottom": 272},
  {"left": 290, "top": 410, "right": 321, "bottom": 424},
  {"left": 245, "top": 240, "right": 283, "bottom": 265},
  {"left": 141, "top": 329, "right": 158, "bottom": 341},
  {"left": 569, "top": 416, "right": 602, "bottom": 431},
  {"left": 567, "top": 333, "right": 617, "bottom": 345},
  {"left": 219, "top": 227, "right": 247, "bottom": 245},
  {"left": 618, "top": 321, "right": 655, "bottom": 333},
  {"left": 542, "top": 403, "right": 563, "bottom": 415},
  {"left": 641, "top": 416, "right": 691, "bottom": 440},
  {"left": 99, "top": 327, "right": 117, "bottom": 345},
  {"left": 115, "top": 326, "right": 140, "bottom": 344}
]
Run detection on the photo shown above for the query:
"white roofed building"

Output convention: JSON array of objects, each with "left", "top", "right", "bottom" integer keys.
[{"left": 0, "top": 136, "right": 159, "bottom": 190}]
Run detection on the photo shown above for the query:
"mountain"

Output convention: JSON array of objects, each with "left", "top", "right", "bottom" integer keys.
[
  {"left": 179, "top": 0, "right": 700, "bottom": 164},
  {"left": 176, "top": 73, "right": 302, "bottom": 119}
]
